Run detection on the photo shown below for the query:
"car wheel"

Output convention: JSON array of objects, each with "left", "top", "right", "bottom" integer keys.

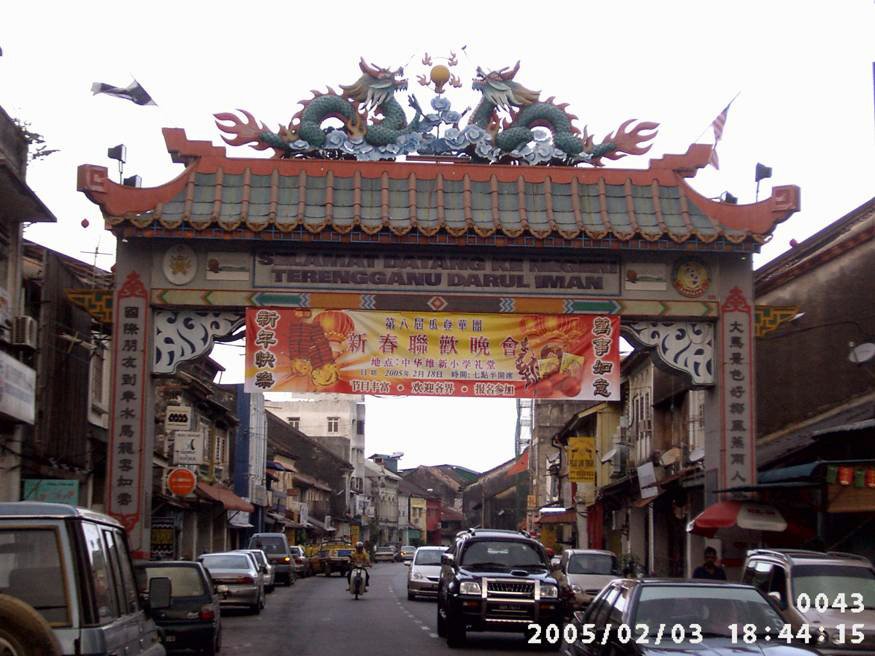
[
  {"left": 0, "top": 594, "right": 62, "bottom": 656},
  {"left": 436, "top": 604, "right": 446, "bottom": 637},
  {"left": 201, "top": 637, "right": 217, "bottom": 656},
  {"left": 446, "top": 614, "right": 466, "bottom": 648},
  {"left": 407, "top": 591, "right": 416, "bottom": 601}
]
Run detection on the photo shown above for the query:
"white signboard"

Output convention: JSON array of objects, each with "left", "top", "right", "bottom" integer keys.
[
  {"left": 0, "top": 351, "right": 36, "bottom": 424},
  {"left": 165, "top": 405, "right": 192, "bottom": 430},
  {"left": 637, "top": 462, "right": 659, "bottom": 499},
  {"left": 173, "top": 430, "right": 204, "bottom": 465}
]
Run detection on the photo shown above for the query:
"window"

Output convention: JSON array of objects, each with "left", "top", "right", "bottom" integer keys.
[
  {"left": 288, "top": 417, "right": 300, "bottom": 430},
  {"left": 357, "top": 420, "right": 364, "bottom": 435},
  {"left": 90, "top": 345, "right": 106, "bottom": 410},
  {"left": 327, "top": 416, "right": 340, "bottom": 433},
  {"left": 0, "top": 528, "right": 69, "bottom": 625},
  {"left": 82, "top": 522, "right": 118, "bottom": 623},
  {"left": 102, "top": 529, "right": 138, "bottom": 614}
]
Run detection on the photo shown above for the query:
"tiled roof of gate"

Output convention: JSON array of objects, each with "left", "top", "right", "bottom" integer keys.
[{"left": 76, "top": 128, "right": 800, "bottom": 247}]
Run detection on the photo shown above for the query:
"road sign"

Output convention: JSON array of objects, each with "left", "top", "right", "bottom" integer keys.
[{"left": 166, "top": 468, "right": 197, "bottom": 496}]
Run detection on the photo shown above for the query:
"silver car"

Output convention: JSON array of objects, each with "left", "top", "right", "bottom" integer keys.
[
  {"left": 199, "top": 552, "right": 265, "bottom": 614},
  {"left": 236, "top": 548, "right": 275, "bottom": 592},
  {"left": 742, "top": 548, "right": 875, "bottom": 654},
  {"left": 554, "top": 549, "right": 619, "bottom": 610},
  {"left": 0, "top": 501, "right": 167, "bottom": 656},
  {"left": 406, "top": 546, "right": 444, "bottom": 600}
]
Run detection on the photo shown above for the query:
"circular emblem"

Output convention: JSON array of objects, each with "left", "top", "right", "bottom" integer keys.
[
  {"left": 162, "top": 244, "right": 197, "bottom": 285},
  {"left": 672, "top": 257, "right": 711, "bottom": 298},
  {"left": 166, "top": 467, "right": 197, "bottom": 496}
]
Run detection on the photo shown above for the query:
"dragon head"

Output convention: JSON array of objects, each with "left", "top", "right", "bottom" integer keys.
[
  {"left": 340, "top": 58, "right": 408, "bottom": 111},
  {"left": 472, "top": 61, "right": 540, "bottom": 111}
]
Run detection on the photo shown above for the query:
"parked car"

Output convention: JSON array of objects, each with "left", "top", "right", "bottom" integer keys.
[
  {"left": 248, "top": 533, "right": 294, "bottom": 586},
  {"left": 742, "top": 548, "right": 875, "bottom": 654},
  {"left": 374, "top": 545, "right": 397, "bottom": 562},
  {"left": 406, "top": 546, "right": 444, "bottom": 600},
  {"left": 399, "top": 545, "right": 417, "bottom": 562},
  {"left": 563, "top": 578, "right": 821, "bottom": 655},
  {"left": 134, "top": 561, "right": 221, "bottom": 655},
  {"left": 289, "top": 546, "right": 309, "bottom": 577},
  {"left": 437, "top": 528, "right": 566, "bottom": 648},
  {"left": 0, "top": 501, "right": 169, "bottom": 656},
  {"left": 553, "top": 549, "right": 620, "bottom": 610},
  {"left": 236, "top": 548, "right": 275, "bottom": 592},
  {"left": 198, "top": 552, "right": 264, "bottom": 614}
]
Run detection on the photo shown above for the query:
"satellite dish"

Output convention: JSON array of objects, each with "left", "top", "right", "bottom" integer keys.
[{"left": 849, "top": 342, "right": 875, "bottom": 364}]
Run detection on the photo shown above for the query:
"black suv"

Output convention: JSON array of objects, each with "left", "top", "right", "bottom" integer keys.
[{"left": 436, "top": 528, "right": 566, "bottom": 648}]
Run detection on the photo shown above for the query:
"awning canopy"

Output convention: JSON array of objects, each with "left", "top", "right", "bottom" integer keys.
[
  {"left": 687, "top": 500, "right": 787, "bottom": 537},
  {"left": 197, "top": 481, "right": 254, "bottom": 513},
  {"left": 227, "top": 510, "right": 254, "bottom": 528},
  {"left": 536, "top": 508, "right": 577, "bottom": 524}
]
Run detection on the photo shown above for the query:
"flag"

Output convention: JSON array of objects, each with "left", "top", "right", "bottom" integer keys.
[
  {"left": 90, "top": 79, "right": 156, "bottom": 106},
  {"left": 708, "top": 101, "right": 733, "bottom": 169}
]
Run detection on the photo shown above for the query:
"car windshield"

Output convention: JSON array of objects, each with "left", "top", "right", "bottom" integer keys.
[
  {"left": 250, "top": 536, "right": 285, "bottom": 555},
  {"left": 377, "top": 547, "right": 394, "bottom": 553},
  {"left": 0, "top": 528, "right": 68, "bottom": 625},
  {"left": 138, "top": 565, "right": 207, "bottom": 597},
  {"left": 290, "top": 547, "right": 303, "bottom": 556},
  {"left": 201, "top": 554, "right": 250, "bottom": 570},
  {"left": 634, "top": 586, "right": 784, "bottom": 638},
  {"left": 567, "top": 553, "right": 619, "bottom": 575},
  {"left": 402, "top": 546, "right": 415, "bottom": 551},
  {"left": 792, "top": 564, "right": 875, "bottom": 610},
  {"left": 460, "top": 540, "right": 545, "bottom": 569},
  {"left": 414, "top": 550, "right": 443, "bottom": 565}
]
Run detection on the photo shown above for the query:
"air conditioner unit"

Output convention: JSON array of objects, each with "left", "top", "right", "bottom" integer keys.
[{"left": 12, "top": 315, "right": 38, "bottom": 349}]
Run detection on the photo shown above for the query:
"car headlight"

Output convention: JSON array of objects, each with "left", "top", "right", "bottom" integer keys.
[
  {"left": 540, "top": 584, "right": 559, "bottom": 599},
  {"left": 571, "top": 584, "right": 583, "bottom": 594},
  {"left": 459, "top": 581, "right": 482, "bottom": 595},
  {"left": 412, "top": 572, "right": 424, "bottom": 580}
]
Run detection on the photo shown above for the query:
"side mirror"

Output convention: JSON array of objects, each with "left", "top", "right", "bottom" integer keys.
[
  {"left": 148, "top": 576, "right": 172, "bottom": 611},
  {"left": 767, "top": 591, "right": 787, "bottom": 610},
  {"left": 261, "top": 565, "right": 268, "bottom": 574},
  {"left": 441, "top": 553, "right": 454, "bottom": 566}
]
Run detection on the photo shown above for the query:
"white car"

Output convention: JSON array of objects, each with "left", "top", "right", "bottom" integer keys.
[{"left": 406, "top": 546, "right": 444, "bottom": 600}]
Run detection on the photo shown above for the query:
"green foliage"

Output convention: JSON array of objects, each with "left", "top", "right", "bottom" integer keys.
[{"left": 12, "top": 118, "right": 58, "bottom": 162}]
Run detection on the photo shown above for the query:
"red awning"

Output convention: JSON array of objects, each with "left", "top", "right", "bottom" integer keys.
[
  {"left": 687, "top": 500, "right": 787, "bottom": 538},
  {"left": 196, "top": 481, "right": 254, "bottom": 513}
]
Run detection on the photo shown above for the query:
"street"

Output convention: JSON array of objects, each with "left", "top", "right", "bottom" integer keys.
[{"left": 220, "top": 562, "right": 541, "bottom": 655}]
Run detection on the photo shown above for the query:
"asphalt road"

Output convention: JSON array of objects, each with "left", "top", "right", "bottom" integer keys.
[{"left": 220, "top": 561, "right": 549, "bottom": 655}]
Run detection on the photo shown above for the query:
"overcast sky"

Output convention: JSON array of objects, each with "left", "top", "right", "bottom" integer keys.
[{"left": 2, "top": 1, "right": 872, "bottom": 472}]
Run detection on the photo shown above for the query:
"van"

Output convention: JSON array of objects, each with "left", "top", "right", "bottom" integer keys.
[
  {"left": 248, "top": 533, "right": 294, "bottom": 585},
  {"left": 0, "top": 501, "right": 170, "bottom": 656}
]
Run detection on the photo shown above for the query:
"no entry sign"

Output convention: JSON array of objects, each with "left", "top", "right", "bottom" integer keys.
[{"left": 166, "top": 467, "right": 197, "bottom": 496}]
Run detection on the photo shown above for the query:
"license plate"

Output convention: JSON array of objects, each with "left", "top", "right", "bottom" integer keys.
[{"left": 165, "top": 635, "right": 176, "bottom": 643}]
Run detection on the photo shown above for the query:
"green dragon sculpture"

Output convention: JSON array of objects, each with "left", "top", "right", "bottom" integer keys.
[
  {"left": 216, "top": 58, "right": 422, "bottom": 156},
  {"left": 469, "top": 61, "right": 658, "bottom": 165}
]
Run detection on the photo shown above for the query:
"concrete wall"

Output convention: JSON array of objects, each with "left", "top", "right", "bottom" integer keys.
[{"left": 757, "top": 221, "right": 875, "bottom": 437}]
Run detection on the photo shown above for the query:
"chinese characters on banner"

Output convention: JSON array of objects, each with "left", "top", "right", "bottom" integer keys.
[
  {"left": 245, "top": 309, "right": 620, "bottom": 400},
  {"left": 721, "top": 287, "right": 755, "bottom": 490},
  {"left": 107, "top": 271, "right": 148, "bottom": 550}
]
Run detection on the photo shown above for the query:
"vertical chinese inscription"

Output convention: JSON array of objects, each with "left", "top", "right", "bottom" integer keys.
[
  {"left": 252, "top": 309, "right": 281, "bottom": 391},
  {"left": 108, "top": 271, "right": 148, "bottom": 543},
  {"left": 720, "top": 287, "right": 755, "bottom": 491}
]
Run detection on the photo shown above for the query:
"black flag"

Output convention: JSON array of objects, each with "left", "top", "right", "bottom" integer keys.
[{"left": 90, "top": 79, "right": 156, "bottom": 106}]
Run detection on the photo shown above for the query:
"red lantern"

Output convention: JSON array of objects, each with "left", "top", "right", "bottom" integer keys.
[
  {"left": 865, "top": 468, "right": 875, "bottom": 489},
  {"left": 837, "top": 466, "right": 854, "bottom": 486}
]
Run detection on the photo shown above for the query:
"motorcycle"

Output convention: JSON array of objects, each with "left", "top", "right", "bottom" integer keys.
[{"left": 348, "top": 565, "right": 368, "bottom": 599}]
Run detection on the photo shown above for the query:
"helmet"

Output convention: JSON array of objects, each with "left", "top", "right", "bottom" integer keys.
[{"left": 355, "top": 541, "right": 364, "bottom": 550}]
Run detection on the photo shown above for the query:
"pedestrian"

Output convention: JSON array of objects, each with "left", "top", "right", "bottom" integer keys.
[{"left": 692, "top": 546, "right": 727, "bottom": 580}]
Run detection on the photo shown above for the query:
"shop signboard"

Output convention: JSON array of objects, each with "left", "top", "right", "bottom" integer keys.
[
  {"left": 22, "top": 479, "right": 79, "bottom": 505},
  {"left": 0, "top": 351, "right": 36, "bottom": 424}
]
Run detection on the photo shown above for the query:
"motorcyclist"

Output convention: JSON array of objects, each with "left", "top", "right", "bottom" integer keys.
[{"left": 348, "top": 541, "right": 370, "bottom": 590}]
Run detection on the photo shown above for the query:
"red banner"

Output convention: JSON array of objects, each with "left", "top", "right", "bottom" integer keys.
[{"left": 245, "top": 309, "right": 619, "bottom": 400}]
